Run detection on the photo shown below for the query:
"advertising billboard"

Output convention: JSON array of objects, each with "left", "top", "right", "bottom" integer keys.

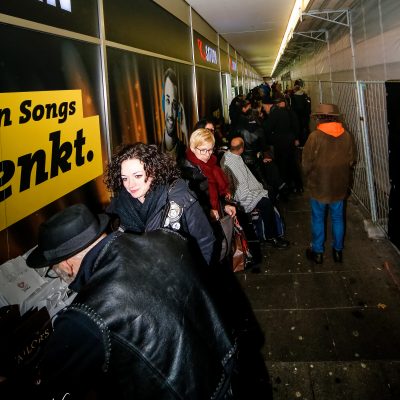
[
  {"left": 107, "top": 48, "right": 196, "bottom": 156},
  {"left": 0, "top": 0, "right": 99, "bottom": 37},
  {"left": 193, "top": 31, "right": 220, "bottom": 71},
  {"left": 195, "top": 68, "right": 222, "bottom": 123},
  {"left": 0, "top": 24, "right": 106, "bottom": 262},
  {"left": 104, "top": 0, "right": 191, "bottom": 62}
]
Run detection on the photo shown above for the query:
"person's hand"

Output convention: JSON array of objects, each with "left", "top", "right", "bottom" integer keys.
[
  {"left": 225, "top": 193, "right": 232, "bottom": 201},
  {"left": 210, "top": 209, "right": 220, "bottom": 221},
  {"left": 294, "top": 139, "right": 300, "bottom": 147},
  {"left": 224, "top": 204, "right": 236, "bottom": 218}
]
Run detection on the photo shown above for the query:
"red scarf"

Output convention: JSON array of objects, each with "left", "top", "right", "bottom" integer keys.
[{"left": 186, "top": 149, "right": 229, "bottom": 210}]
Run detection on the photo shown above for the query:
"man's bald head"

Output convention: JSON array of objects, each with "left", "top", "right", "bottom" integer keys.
[{"left": 230, "top": 137, "right": 244, "bottom": 154}]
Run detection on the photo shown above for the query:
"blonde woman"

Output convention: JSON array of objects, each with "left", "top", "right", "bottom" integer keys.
[{"left": 181, "top": 128, "right": 236, "bottom": 222}]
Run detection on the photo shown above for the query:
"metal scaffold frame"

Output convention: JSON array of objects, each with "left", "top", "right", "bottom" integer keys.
[
  {"left": 277, "top": 8, "right": 358, "bottom": 82},
  {"left": 301, "top": 9, "right": 350, "bottom": 27}
]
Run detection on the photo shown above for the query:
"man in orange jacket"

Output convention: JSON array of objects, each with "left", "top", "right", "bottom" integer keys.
[{"left": 302, "top": 103, "right": 356, "bottom": 264}]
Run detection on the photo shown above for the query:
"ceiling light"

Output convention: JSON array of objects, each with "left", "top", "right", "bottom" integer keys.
[{"left": 271, "top": 0, "right": 311, "bottom": 76}]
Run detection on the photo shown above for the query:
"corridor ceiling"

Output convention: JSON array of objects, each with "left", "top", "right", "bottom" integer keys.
[{"left": 186, "top": 0, "right": 358, "bottom": 77}]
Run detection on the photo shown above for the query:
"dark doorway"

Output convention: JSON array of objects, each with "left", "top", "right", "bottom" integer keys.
[{"left": 386, "top": 81, "right": 400, "bottom": 250}]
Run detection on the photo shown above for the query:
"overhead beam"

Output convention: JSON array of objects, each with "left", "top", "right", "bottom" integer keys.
[
  {"left": 294, "top": 30, "right": 327, "bottom": 43},
  {"left": 302, "top": 9, "right": 349, "bottom": 27}
]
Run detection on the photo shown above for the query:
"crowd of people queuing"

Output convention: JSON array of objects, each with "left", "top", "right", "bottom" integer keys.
[
  {"left": 12, "top": 75, "right": 356, "bottom": 399},
  {"left": 228, "top": 77, "right": 311, "bottom": 199},
  {"left": 103, "top": 73, "right": 312, "bottom": 270}
]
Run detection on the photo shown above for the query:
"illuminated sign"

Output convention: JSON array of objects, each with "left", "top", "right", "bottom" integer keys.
[
  {"left": 230, "top": 57, "right": 237, "bottom": 72},
  {"left": 38, "top": 0, "right": 72, "bottom": 12},
  {"left": 197, "top": 39, "right": 218, "bottom": 65},
  {"left": 0, "top": 90, "right": 103, "bottom": 231}
]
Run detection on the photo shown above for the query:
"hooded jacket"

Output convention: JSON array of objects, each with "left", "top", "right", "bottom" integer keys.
[{"left": 302, "top": 122, "right": 356, "bottom": 203}]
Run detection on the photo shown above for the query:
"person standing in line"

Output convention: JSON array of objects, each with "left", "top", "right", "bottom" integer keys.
[
  {"left": 290, "top": 81, "right": 312, "bottom": 146},
  {"left": 265, "top": 97, "right": 303, "bottom": 193},
  {"left": 193, "top": 117, "right": 216, "bottom": 133},
  {"left": 23, "top": 204, "right": 237, "bottom": 399},
  {"left": 303, "top": 103, "right": 356, "bottom": 264},
  {"left": 193, "top": 117, "right": 225, "bottom": 151},
  {"left": 180, "top": 128, "right": 237, "bottom": 264},
  {"left": 181, "top": 128, "right": 236, "bottom": 223},
  {"left": 259, "top": 76, "right": 272, "bottom": 103},
  {"left": 104, "top": 142, "right": 215, "bottom": 264}
]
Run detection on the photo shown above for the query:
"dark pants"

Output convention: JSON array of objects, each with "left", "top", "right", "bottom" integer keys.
[
  {"left": 255, "top": 197, "right": 276, "bottom": 239},
  {"left": 274, "top": 143, "right": 303, "bottom": 191}
]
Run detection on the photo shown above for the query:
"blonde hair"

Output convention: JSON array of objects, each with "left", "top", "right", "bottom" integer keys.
[{"left": 189, "top": 128, "right": 215, "bottom": 151}]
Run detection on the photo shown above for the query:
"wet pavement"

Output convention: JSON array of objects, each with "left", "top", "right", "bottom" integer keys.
[{"left": 236, "top": 191, "right": 400, "bottom": 400}]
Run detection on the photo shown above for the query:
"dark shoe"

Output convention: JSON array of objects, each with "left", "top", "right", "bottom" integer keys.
[
  {"left": 306, "top": 247, "right": 323, "bottom": 264},
  {"left": 265, "top": 237, "right": 290, "bottom": 249},
  {"left": 332, "top": 249, "right": 343, "bottom": 263}
]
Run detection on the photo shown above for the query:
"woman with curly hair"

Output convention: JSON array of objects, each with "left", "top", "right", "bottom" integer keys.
[{"left": 104, "top": 142, "right": 215, "bottom": 264}]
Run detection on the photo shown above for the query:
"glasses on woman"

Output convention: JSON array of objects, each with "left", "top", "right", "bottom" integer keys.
[{"left": 196, "top": 147, "right": 214, "bottom": 155}]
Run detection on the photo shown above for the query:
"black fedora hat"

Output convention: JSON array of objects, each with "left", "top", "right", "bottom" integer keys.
[{"left": 26, "top": 204, "right": 109, "bottom": 269}]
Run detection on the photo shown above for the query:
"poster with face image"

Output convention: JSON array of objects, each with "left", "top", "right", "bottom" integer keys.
[{"left": 107, "top": 48, "right": 196, "bottom": 161}]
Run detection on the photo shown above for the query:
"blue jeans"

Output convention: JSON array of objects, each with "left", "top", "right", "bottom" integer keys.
[{"left": 310, "top": 199, "right": 344, "bottom": 253}]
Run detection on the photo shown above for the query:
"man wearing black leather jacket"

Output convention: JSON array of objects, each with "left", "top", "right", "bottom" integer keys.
[{"left": 25, "top": 204, "right": 247, "bottom": 399}]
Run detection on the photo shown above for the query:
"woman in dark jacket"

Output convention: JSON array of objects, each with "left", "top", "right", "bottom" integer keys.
[
  {"left": 104, "top": 142, "right": 215, "bottom": 264},
  {"left": 181, "top": 129, "right": 236, "bottom": 264}
]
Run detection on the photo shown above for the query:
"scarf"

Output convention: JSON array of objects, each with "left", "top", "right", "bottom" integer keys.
[
  {"left": 109, "top": 184, "right": 167, "bottom": 232},
  {"left": 186, "top": 148, "right": 229, "bottom": 211}
]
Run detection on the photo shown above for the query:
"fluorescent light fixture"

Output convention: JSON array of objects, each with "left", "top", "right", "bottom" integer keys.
[{"left": 271, "top": 0, "right": 311, "bottom": 75}]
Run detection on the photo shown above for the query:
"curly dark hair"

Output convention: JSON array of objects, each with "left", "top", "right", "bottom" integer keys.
[{"left": 104, "top": 142, "right": 180, "bottom": 192}]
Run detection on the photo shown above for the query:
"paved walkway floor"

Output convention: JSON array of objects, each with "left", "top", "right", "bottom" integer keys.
[{"left": 236, "top": 192, "right": 400, "bottom": 400}]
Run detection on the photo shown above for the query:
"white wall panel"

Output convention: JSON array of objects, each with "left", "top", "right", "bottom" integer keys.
[{"left": 279, "top": 0, "right": 400, "bottom": 82}]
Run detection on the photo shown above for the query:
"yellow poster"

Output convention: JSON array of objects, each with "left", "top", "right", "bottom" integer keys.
[{"left": 0, "top": 90, "right": 103, "bottom": 231}]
